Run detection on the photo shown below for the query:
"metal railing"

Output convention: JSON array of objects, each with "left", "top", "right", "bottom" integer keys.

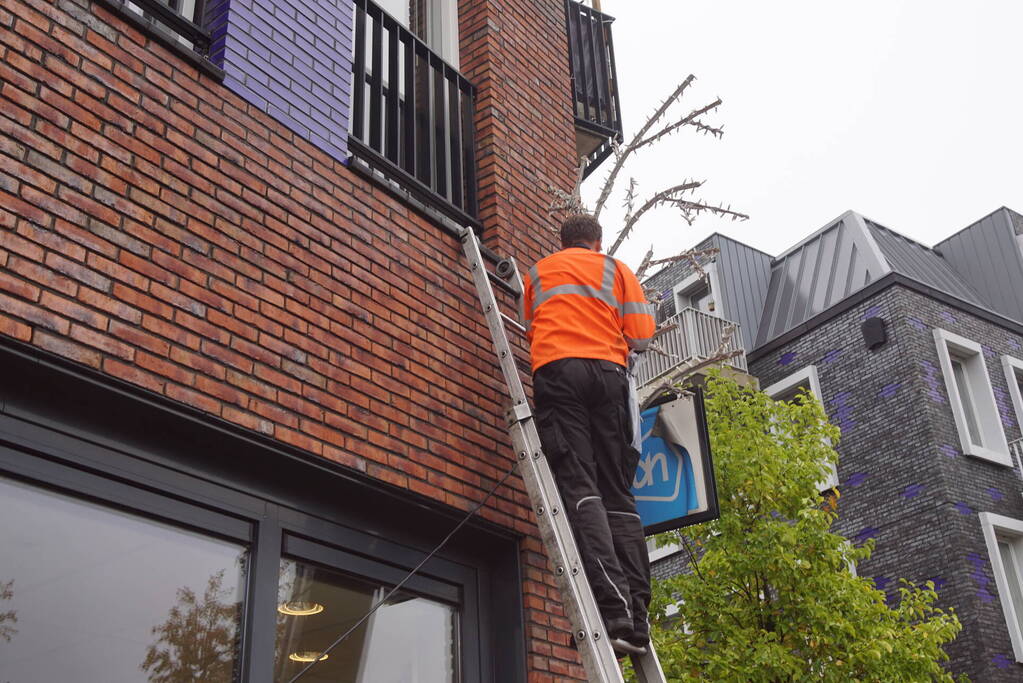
[
  {"left": 634, "top": 308, "right": 747, "bottom": 387},
  {"left": 565, "top": 0, "right": 622, "bottom": 178},
  {"left": 350, "top": 0, "right": 479, "bottom": 223}
]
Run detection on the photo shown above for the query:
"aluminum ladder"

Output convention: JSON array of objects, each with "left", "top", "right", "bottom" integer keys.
[{"left": 460, "top": 227, "right": 668, "bottom": 683}]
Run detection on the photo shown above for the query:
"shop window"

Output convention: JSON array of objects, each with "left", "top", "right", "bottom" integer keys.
[
  {"left": 274, "top": 556, "right": 458, "bottom": 682},
  {"left": 0, "top": 476, "right": 248, "bottom": 683},
  {"left": 980, "top": 512, "right": 1023, "bottom": 663},
  {"left": 763, "top": 365, "right": 840, "bottom": 492},
  {"left": 934, "top": 329, "right": 1011, "bottom": 465}
]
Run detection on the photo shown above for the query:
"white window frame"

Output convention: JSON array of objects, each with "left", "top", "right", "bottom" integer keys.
[
  {"left": 933, "top": 329, "right": 1012, "bottom": 466},
  {"left": 763, "top": 365, "right": 840, "bottom": 492},
  {"left": 671, "top": 264, "right": 721, "bottom": 318},
  {"left": 1004, "top": 355, "right": 1023, "bottom": 434},
  {"left": 980, "top": 512, "right": 1023, "bottom": 662},
  {"left": 647, "top": 536, "right": 681, "bottom": 562}
]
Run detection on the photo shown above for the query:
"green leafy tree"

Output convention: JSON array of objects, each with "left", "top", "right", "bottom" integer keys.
[{"left": 648, "top": 374, "right": 964, "bottom": 682}]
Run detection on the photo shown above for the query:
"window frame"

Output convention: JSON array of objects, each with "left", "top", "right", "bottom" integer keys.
[
  {"left": 980, "top": 512, "right": 1023, "bottom": 663},
  {"left": 1003, "top": 355, "right": 1023, "bottom": 434},
  {"left": 933, "top": 329, "right": 1012, "bottom": 466},
  {"left": 671, "top": 264, "right": 721, "bottom": 318},
  {"left": 763, "top": 365, "right": 840, "bottom": 492},
  {"left": 0, "top": 397, "right": 508, "bottom": 683}
]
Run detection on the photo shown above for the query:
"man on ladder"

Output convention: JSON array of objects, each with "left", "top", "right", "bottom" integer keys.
[{"left": 522, "top": 213, "right": 656, "bottom": 657}]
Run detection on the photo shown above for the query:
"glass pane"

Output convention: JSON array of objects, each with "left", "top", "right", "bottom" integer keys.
[
  {"left": 774, "top": 380, "right": 810, "bottom": 405},
  {"left": 0, "top": 476, "right": 247, "bottom": 683},
  {"left": 951, "top": 358, "right": 982, "bottom": 446},
  {"left": 999, "top": 540, "right": 1023, "bottom": 637},
  {"left": 275, "top": 558, "right": 458, "bottom": 683}
]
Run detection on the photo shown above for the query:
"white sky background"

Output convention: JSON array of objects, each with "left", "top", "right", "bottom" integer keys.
[{"left": 584, "top": 1, "right": 1023, "bottom": 271}]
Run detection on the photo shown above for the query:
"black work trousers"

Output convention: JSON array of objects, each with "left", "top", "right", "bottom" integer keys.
[{"left": 533, "top": 357, "right": 651, "bottom": 634}]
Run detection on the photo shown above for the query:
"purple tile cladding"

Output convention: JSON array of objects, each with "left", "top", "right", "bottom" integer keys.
[{"left": 206, "top": 0, "right": 352, "bottom": 162}]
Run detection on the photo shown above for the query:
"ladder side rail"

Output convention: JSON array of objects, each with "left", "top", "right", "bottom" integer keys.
[{"left": 460, "top": 229, "right": 625, "bottom": 683}]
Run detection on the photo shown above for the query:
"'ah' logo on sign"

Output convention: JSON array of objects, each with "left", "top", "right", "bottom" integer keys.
[{"left": 634, "top": 423, "right": 685, "bottom": 502}]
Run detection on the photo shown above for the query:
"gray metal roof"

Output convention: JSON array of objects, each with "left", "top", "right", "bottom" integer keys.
[
  {"left": 932, "top": 208, "right": 1023, "bottom": 323},
  {"left": 754, "top": 212, "right": 890, "bottom": 347},
  {"left": 648, "top": 207, "right": 1023, "bottom": 353},
  {"left": 865, "top": 219, "right": 986, "bottom": 308}
]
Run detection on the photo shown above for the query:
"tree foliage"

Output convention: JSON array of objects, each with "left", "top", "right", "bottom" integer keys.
[
  {"left": 141, "top": 570, "right": 242, "bottom": 683},
  {"left": 648, "top": 374, "right": 964, "bottom": 682}
]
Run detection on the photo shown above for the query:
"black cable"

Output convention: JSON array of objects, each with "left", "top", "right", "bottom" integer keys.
[{"left": 286, "top": 461, "right": 519, "bottom": 683}]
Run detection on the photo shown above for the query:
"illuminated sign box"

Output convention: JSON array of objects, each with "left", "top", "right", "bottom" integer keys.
[{"left": 632, "top": 388, "right": 719, "bottom": 535}]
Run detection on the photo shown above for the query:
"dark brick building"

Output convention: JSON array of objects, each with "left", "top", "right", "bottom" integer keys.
[
  {"left": 0, "top": 0, "right": 626, "bottom": 680},
  {"left": 643, "top": 207, "right": 1023, "bottom": 681}
]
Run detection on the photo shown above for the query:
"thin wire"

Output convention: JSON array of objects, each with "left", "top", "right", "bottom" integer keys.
[{"left": 286, "top": 461, "right": 519, "bottom": 683}]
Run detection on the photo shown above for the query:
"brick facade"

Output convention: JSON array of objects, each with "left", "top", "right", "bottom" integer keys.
[
  {"left": 0, "top": 0, "right": 586, "bottom": 679},
  {"left": 750, "top": 284, "right": 1023, "bottom": 681}
]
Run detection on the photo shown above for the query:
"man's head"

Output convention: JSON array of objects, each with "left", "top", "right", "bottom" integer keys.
[{"left": 560, "top": 213, "right": 602, "bottom": 251}]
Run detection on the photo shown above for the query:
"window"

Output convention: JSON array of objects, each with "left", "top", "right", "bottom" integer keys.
[
  {"left": 980, "top": 512, "right": 1023, "bottom": 662},
  {"left": 350, "top": 0, "right": 478, "bottom": 223},
  {"left": 376, "top": 0, "right": 460, "bottom": 66},
  {"left": 274, "top": 556, "right": 458, "bottom": 682},
  {"left": 121, "top": 0, "right": 211, "bottom": 55},
  {"left": 647, "top": 536, "right": 681, "bottom": 562},
  {"left": 1004, "top": 355, "right": 1023, "bottom": 433},
  {"left": 0, "top": 476, "right": 248, "bottom": 683},
  {"left": 671, "top": 266, "right": 720, "bottom": 317},
  {"left": 933, "top": 329, "right": 1012, "bottom": 465},
  {"left": 763, "top": 365, "right": 840, "bottom": 492}
]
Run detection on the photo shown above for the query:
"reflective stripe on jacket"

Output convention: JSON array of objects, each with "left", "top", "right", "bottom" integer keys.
[{"left": 523, "top": 247, "right": 656, "bottom": 372}]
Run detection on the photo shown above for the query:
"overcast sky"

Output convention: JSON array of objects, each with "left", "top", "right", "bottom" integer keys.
[{"left": 584, "top": 1, "right": 1023, "bottom": 270}]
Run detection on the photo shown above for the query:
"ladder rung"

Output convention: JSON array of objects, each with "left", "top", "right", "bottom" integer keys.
[{"left": 500, "top": 312, "right": 525, "bottom": 334}]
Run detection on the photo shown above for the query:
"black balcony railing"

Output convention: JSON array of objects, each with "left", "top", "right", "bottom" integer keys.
[
  {"left": 350, "top": 0, "right": 479, "bottom": 224},
  {"left": 565, "top": 0, "right": 622, "bottom": 179}
]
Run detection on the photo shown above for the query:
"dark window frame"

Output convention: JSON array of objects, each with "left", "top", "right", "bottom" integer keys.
[
  {"left": 0, "top": 339, "right": 523, "bottom": 683},
  {"left": 91, "top": 0, "right": 226, "bottom": 80}
]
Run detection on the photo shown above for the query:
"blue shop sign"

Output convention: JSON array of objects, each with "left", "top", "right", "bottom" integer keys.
[{"left": 631, "top": 388, "right": 719, "bottom": 535}]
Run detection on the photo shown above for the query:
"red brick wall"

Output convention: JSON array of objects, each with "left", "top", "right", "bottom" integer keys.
[{"left": 0, "top": 0, "right": 583, "bottom": 678}]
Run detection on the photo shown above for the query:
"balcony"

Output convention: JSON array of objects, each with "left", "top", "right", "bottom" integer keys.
[
  {"left": 564, "top": 0, "right": 623, "bottom": 179},
  {"left": 350, "top": 0, "right": 479, "bottom": 225},
  {"left": 634, "top": 308, "right": 748, "bottom": 389}
]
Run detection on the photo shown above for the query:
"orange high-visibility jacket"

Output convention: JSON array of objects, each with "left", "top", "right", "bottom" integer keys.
[{"left": 523, "top": 247, "right": 656, "bottom": 372}]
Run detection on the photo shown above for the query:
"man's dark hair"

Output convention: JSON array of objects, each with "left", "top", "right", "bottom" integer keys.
[{"left": 560, "top": 213, "right": 602, "bottom": 249}]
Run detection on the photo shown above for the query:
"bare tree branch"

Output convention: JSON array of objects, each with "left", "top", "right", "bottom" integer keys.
[
  {"left": 547, "top": 156, "right": 589, "bottom": 217},
  {"left": 671, "top": 200, "right": 749, "bottom": 226},
  {"left": 632, "top": 98, "right": 723, "bottom": 151},
  {"left": 607, "top": 181, "right": 703, "bottom": 256},
  {"left": 592, "top": 75, "right": 696, "bottom": 220},
  {"left": 634, "top": 243, "right": 655, "bottom": 279}
]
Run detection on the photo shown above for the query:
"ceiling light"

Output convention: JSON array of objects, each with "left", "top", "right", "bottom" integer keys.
[
  {"left": 289, "top": 651, "right": 329, "bottom": 663},
  {"left": 277, "top": 601, "right": 325, "bottom": 616}
]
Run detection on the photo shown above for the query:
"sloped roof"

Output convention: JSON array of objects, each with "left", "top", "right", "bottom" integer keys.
[
  {"left": 755, "top": 212, "right": 890, "bottom": 347},
  {"left": 865, "top": 219, "right": 986, "bottom": 307}
]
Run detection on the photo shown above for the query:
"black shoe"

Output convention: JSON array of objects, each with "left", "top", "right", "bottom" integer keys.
[
  {"left": 631, "top": 619, "right": 650, "bottom": 647},
  {"left": 610, "top": 637, "right": 648, "bottom": 657},
  {"left": 605, "top": 616, "right": 633, "bottom": 641}
]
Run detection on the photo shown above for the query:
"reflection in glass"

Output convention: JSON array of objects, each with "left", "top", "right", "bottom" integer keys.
[
  {"left": 0, "top": 476, "right": 247, "bottom": 683},
  {"left": 274, "top": 558, "right": 459, "bottom": 683}
]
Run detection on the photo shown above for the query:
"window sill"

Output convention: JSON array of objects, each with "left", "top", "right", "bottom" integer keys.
[
  {"left": 963, "top": 444, "right": 1014, "bottom": 467},
  {"left": 92, "top": 0, "right": 226, "bottom": 81}
]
